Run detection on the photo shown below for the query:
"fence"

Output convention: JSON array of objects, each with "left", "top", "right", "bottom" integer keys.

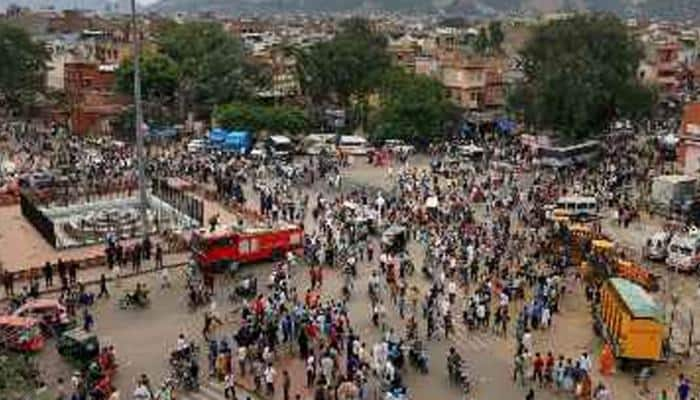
[
  {"left": 20, "top": 191, "right": 56, "bottom": 248},
  {"left": 152, "top": 178, "right": 204, "bottom": 227}
]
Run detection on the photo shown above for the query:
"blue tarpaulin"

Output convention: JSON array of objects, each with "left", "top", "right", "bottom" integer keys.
[
  {"left": 208, "top": 128, "right": 228, "bottom": 143},
  {"left": 220, "top": 130, "right": 252, "bottom": 154}
]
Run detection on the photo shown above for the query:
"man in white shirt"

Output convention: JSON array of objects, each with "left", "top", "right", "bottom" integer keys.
[
  {"left": 264, "top": 364, "right": 276, "bottom": 395},
  {"left": 579, "top": 352, "right": 592, "bottom": 372}
]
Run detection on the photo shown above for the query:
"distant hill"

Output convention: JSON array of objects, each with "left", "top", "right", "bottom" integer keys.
[
  {"left": 147, "top": 0, "right": 699, "bottom": 20},
  {"left": 0, "top": 0, "right": 139, "bottom": 13}
]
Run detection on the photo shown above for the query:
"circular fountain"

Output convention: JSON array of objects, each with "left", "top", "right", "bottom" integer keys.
[{"left": 63, "top": 206, "right": 155, "bottom": 241}]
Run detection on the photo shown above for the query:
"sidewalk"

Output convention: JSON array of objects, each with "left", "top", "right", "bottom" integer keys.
[{"left": 0, "top": 252, "right": 191, "bottom": 301}]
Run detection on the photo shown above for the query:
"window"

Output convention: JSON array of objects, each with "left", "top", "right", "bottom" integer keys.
[
  {"left": 239, "top": 239, "right": 250, "bottom": 254},
  {"left": 250, "top": 239, "right": 259, "bottom": 252},
  {"left": 212, "top": 237, "right": 230, "bottom": 248}
]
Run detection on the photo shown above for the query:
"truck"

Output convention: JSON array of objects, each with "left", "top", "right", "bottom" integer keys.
[
  {"left": 191, "top": 223, "right": 304, "bottom": 272},
  {"left": 649, "top": 175, "right": 697, "bottom": 218},
  {"left": 594, "top": 278, "right": 667, "bottom": 369}
]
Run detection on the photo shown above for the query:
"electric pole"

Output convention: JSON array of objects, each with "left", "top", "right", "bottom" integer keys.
[{"left": 131, "top": 0, "right": 149, "bottom": 236}]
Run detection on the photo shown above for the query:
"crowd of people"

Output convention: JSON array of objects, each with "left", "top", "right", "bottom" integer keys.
[{"left": 3, "top": 119, "right": 698, "bottom": 400}]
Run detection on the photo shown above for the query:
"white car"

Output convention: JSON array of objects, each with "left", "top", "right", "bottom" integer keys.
[
  {"left": 383, "top": 139, "right": 415, "bottom": 154},
  {"left": 187, "top": 139, "right": 209, "bottom": 153}
]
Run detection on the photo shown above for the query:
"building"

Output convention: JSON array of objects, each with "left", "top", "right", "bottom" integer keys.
[
  {"left": 676, "top": 103, "right": 700, "bottom": 175},
  {"left": 436, "top": 56, "right": 507, "bottom": 111},
  {"left": 64, "top": 62, "right": 126, "bottom": 135}
]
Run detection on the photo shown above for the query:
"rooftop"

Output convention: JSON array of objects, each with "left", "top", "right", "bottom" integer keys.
[{"left": 609, "top": 278, "right": 663, "bottom": 322}]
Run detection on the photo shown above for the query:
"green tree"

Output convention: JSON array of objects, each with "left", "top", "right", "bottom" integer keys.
[
  {"left": 115, "top": 52, "right": 179, "bottom": 125},
  {"left": 508, "top": 14, "right": 654, "bottom": 142},
  {"left": 372, "top": 69, "right": 459, "bottom": 147},
  {"left": 115, "top": 52, "right": 178, "bottom": 105},
  {"left": 213, "top": 103, "right": 308, "bottom": 136},
  {"left": 473, "top": 27, "right": 490, "bottom": 55},
  {"left": 155, "top": 21, "right": 264, "bottom": 118},
  {"left": 0, "top": 352, "right": 42, "bottom": 399},
  {"left": 0, "top": 23, "right": 49, "bottom": 115},
  {"left": 488, "top": 21, "right": 505, "bottom": 53},
  {"left": 290, "top": 18, "right": 391, "bottom": 129}
]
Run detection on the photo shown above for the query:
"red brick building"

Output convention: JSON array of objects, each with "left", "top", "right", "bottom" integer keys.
[
  {"left": 65, "top": 62, "right": 126, "bottom": 135},
  {"left": 676, "top": 102, "right": 700, "bottom": 175}
]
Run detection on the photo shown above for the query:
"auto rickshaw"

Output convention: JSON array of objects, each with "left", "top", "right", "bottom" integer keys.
[
  {"left": 0, "top": 315, "right": 45, "bottom": 352},
  {"left": 382, "top": 225, "right": 407, "bottom": 254},
  {"left": 12, "top": 298, "right": 75, "bottom": 336},
  {"left": 57, "top": 327, "right": 100, "bottom": 370}
]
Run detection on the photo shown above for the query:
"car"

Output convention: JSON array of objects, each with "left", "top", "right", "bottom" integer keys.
[
  {"left": 13, "top": 298, "right": 74, "bottom": 335},
  {"left": 18, "top": 172, "right": 55, "bottom": 190},
  {"left": 187, "top": 138, "right": 210, "bottom": 153},
  {"left": 383, "top": 139, "right": 415, "bottom": 154}
]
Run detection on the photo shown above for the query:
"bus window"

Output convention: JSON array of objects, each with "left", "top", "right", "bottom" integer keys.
[
  {"left": 250, "top": 239, "right": 260, "bottom": 252},
  {"left": 290, "top": 233, "right": 301, "bottom": 245},
  {"left": 211, "top": 237, "right": 230, "bottom": 248},
  {"left": 239, "top": 239, "right": 250, "bottom": 254}
]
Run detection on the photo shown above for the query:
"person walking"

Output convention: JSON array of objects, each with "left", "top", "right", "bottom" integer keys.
[
  {"left": 525, "top": 388, "right": 535, "bottom": 400},
  {"left": 68, "top": 261, "right": 77, "bottom": 285},
  {"left": 83, "top": 308, "right": 94, "bottom": 332},
  {"left": 43, "top": 261, "right": 53, "bottom": 288},
  {"left": 677, "top": 374, "right": 691, "bottom": 400},
  {"left": 155, "top": 244, "right": 164, "bottom": 269},
  {"left": 282, "top": 370, "right": 291, "bottom": 400},
  {"left": 57, "top": 259, "right": 67, "bottom": 288},
  {"left": 2, "top": 269, "right": 13, "bottom": 297},
  {"left": 224, "top": 370, "right": 236, "bottom": 399},
  {"left": 264, "top": 363, "right": 276, "bottom": 396},
  {"left": 98, "top": 274, "right": 109, "bottom": 299}
]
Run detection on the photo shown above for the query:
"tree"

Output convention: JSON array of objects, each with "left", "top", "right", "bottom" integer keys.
[
  {"left": 115, "top": 52, "right": 178, "bottom": 106},
  {"left": 115, "top": 52, "right": 179, "bottom": 124},
  {"left": 290, "top": 18, "right": 391, "bottom": 129},
  {"left": 473, "top": 27, "right": 490, "bottom": 56},
  {"left": 372, "top": 68, "right": 460, "bottom": 147},
  {"left": 155, "top": 21, "right": 264, "bottom": 118},
  {"left": 213, "top": 103, "right": 308, "bottom": 136},
  {"left": 0, "top": 352, "right": 42, "bottom": 399},
  {"left": 507, "top": 14, "right": 655, "bottom": 142},
  {"left": 488, "top": 21, "right": 505, "bottom": 53},
  {"left": 0, "top": 23, "right": 49, "bottom": 115}
]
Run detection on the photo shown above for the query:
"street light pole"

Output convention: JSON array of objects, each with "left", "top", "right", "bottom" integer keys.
[{"left": 131, "top": 0, "right": 149, "bottom": 236}]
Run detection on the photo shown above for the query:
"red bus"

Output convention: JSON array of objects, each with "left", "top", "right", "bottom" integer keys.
[{"left": 191, "top": 223, "right": 304, "bottom": 271}]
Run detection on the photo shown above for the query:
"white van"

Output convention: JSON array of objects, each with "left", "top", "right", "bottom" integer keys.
[
  {"left": 266, "top": 135, "right": 294, "bottom": 160},
  {"left": 643, "top": 231, "right": 671, "bottom": 261},
  {"left": 548, "top": 196, "right": 598, "bottom": 220},
  {"left": 301, "top": 134, "right": 336, "bottom": 155},
  {"left": 666, "top": 230, "right": 700, "bottom": 272},
  {"left": 338, "top": 135, "right": 370, "bottom": 155}
]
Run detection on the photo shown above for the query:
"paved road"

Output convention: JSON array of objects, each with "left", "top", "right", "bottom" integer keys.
[{"left": 30, "top": 156, "right": 695, "bottom": 400}]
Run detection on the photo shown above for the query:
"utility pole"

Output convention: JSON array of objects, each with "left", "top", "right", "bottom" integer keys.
[{"left": 131, "top": 0, "right": 149, "bottom": 236}]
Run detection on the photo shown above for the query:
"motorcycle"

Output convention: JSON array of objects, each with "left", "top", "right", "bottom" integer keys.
[
  {"left": 235, "top": 276, "right": 258, "bottom": 299},
  {"left": 118, "top": 289, "right": 150, "bottom": 310},
  {"left": 408, "top": 340, "right": 428, "bottom": 374},
  {"left": 447, "top": 355, "right": 471, "bottom": 394},
  {"left": 421, "top": 265, "right": 433, "bottom": 280}
]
